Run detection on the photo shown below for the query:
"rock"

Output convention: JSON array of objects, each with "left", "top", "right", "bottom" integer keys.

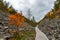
[{"left": 38, "top": 18, "right": 60, "bottom": 40}]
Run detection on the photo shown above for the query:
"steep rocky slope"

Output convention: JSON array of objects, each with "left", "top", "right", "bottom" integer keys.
[
  {"left": 0, "top": 10, "right": 36, "bottom": 40},
  {"left": 38, "top": 18, "right": 60, "bottom": 40},
  {"left": 38, "top": 0, "right": 60, "bottom": 40}
]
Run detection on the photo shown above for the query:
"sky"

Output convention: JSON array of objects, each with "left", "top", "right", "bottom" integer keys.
[{"left": 3, "top": 0, "right": 56, "bottom": 22}]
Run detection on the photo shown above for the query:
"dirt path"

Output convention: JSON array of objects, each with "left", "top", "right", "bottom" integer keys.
[
  {"left": 35, "top": 25, "right": 49, "bottom": 40},
  {"left": 0, "top": 38, "right": 5, "bottom": 40}
]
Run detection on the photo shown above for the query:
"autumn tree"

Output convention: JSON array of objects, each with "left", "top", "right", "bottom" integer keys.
[{"left": 8, "top": 12, "right": 25, "bottom": 34}]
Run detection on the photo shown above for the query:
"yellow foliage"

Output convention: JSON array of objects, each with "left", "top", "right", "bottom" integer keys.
[
  {"left": 49, "top": 11, "right": 53, "bottom": 16},
  {"left": 56, "top": 9, "right": 60, "bottom": 13},
  {"left": 8, "top": 8, "right": 13, "bottom": 12},
  {"left": 55, "top": 16, "right": 59, "bottom": 19}
]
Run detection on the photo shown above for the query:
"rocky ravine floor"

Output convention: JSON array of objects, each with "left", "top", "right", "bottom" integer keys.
[
  {"left": 0, "top": 10, "right": 60, "bottom": 40},
  {"left": 0, "top": 10, "right": 49, "bottom": 40}
]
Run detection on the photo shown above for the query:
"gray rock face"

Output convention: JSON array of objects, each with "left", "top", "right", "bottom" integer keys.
[
  {"left": 0, "top": 11, "right": 11, "bottom": 39},
  {"left": 38, "top": 18, "right": 60, "bottom": 40}
]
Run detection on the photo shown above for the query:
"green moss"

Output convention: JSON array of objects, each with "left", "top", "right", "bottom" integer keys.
[{"left": 12, "top": 29, "right": 36, "bottom": 40}]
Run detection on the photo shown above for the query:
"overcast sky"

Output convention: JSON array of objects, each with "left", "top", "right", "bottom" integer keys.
[{"left": 3, "top": 0, "right": 56, "bottom": 22}]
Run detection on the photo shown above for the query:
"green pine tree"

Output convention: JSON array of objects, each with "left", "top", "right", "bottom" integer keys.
[
  {"left": 0, "top": 0, "right": 8, "bottom": 12},
  {"left": 54, "top": 0, "right": 60, "bottom": 10}
]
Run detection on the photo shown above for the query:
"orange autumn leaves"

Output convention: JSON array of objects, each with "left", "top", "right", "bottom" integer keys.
[{"left": 8, "top": 13, "right": 25, "bottom": 26}]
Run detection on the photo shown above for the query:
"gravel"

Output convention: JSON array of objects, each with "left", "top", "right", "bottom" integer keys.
[{"left": 38, "top": 18, "right": 60, "bottom": 40}]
